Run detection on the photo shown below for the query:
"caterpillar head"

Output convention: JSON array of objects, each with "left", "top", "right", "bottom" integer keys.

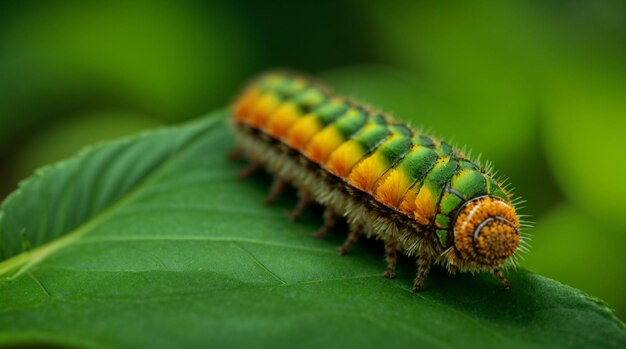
[{"left": 452, "top": 196, "right": 520, "bottom": 268}]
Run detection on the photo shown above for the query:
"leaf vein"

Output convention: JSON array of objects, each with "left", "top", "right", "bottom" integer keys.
[
  {"left": 27, "top": 271, "right": 51, "bottom": 298},
  {"left": 73, "top": 235, "right": 334, "bottom": 255},
  {"left": 233, "top": 242, "right": 287, "bottom": 285}
]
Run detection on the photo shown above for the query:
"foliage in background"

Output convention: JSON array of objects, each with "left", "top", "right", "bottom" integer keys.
[{"left": 0, "top": 0, "right": 625, "bottom": 319}]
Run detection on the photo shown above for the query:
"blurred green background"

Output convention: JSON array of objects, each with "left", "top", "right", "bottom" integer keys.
[{"left": 1, "top": 0, "right": 625, "bottom": 319}]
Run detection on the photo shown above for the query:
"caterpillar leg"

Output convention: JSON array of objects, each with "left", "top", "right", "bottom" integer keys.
[
  {"left": 383, "top": 239, "right": 397, "bottom": 279},
  {"left": 264, "top": 177, "right": 287, "bottom": 205},
  {"left": 228, "top": 147, "right": 242, "bottom": 161},
  {"left": 313, "top": 207, "right": 337, "bottom": 239},
  {"left": 337, "top": 224, "right": 362, "bottom": 255},
  {"left": 412, "top": 254, "right": 433, "bottom": 292},
  {"left": 493, "top": 268, "right": 511, "bottom": 291},
  {"left": 289, "top": 189, "right": 312, "bottom": 222},
  {"left": 238, "top": 158, "right": 261, "bottom": 178}
]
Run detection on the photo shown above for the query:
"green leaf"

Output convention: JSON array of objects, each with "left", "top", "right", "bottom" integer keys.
[
  {"left": 0, "top": 111, "right": 624, "bottom": 348},
  {"left": 523, "top": 204, "right": 626, "bottom": 319}
]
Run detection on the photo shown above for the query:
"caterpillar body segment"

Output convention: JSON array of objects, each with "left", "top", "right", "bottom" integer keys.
[{"left": 230, "top": 71, "right": 526, "bottom": 291}]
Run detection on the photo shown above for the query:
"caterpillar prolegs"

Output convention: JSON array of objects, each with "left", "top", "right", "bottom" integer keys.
[{"left": 229, "top": 71, "right": 528, "bottom": 291}]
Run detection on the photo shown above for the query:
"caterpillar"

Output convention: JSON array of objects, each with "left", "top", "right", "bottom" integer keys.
[{"left": 229, "top": 71, "right": 528, "bottom": 291}]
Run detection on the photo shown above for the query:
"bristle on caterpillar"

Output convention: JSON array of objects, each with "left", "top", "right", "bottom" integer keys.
[{"left": 229, "top": 71, "right": 529, "bottom": 292}]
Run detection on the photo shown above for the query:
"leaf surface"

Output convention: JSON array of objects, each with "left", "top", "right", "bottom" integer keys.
[{"left": 0, "top": 111, "right": 624, "bottom": 348}]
